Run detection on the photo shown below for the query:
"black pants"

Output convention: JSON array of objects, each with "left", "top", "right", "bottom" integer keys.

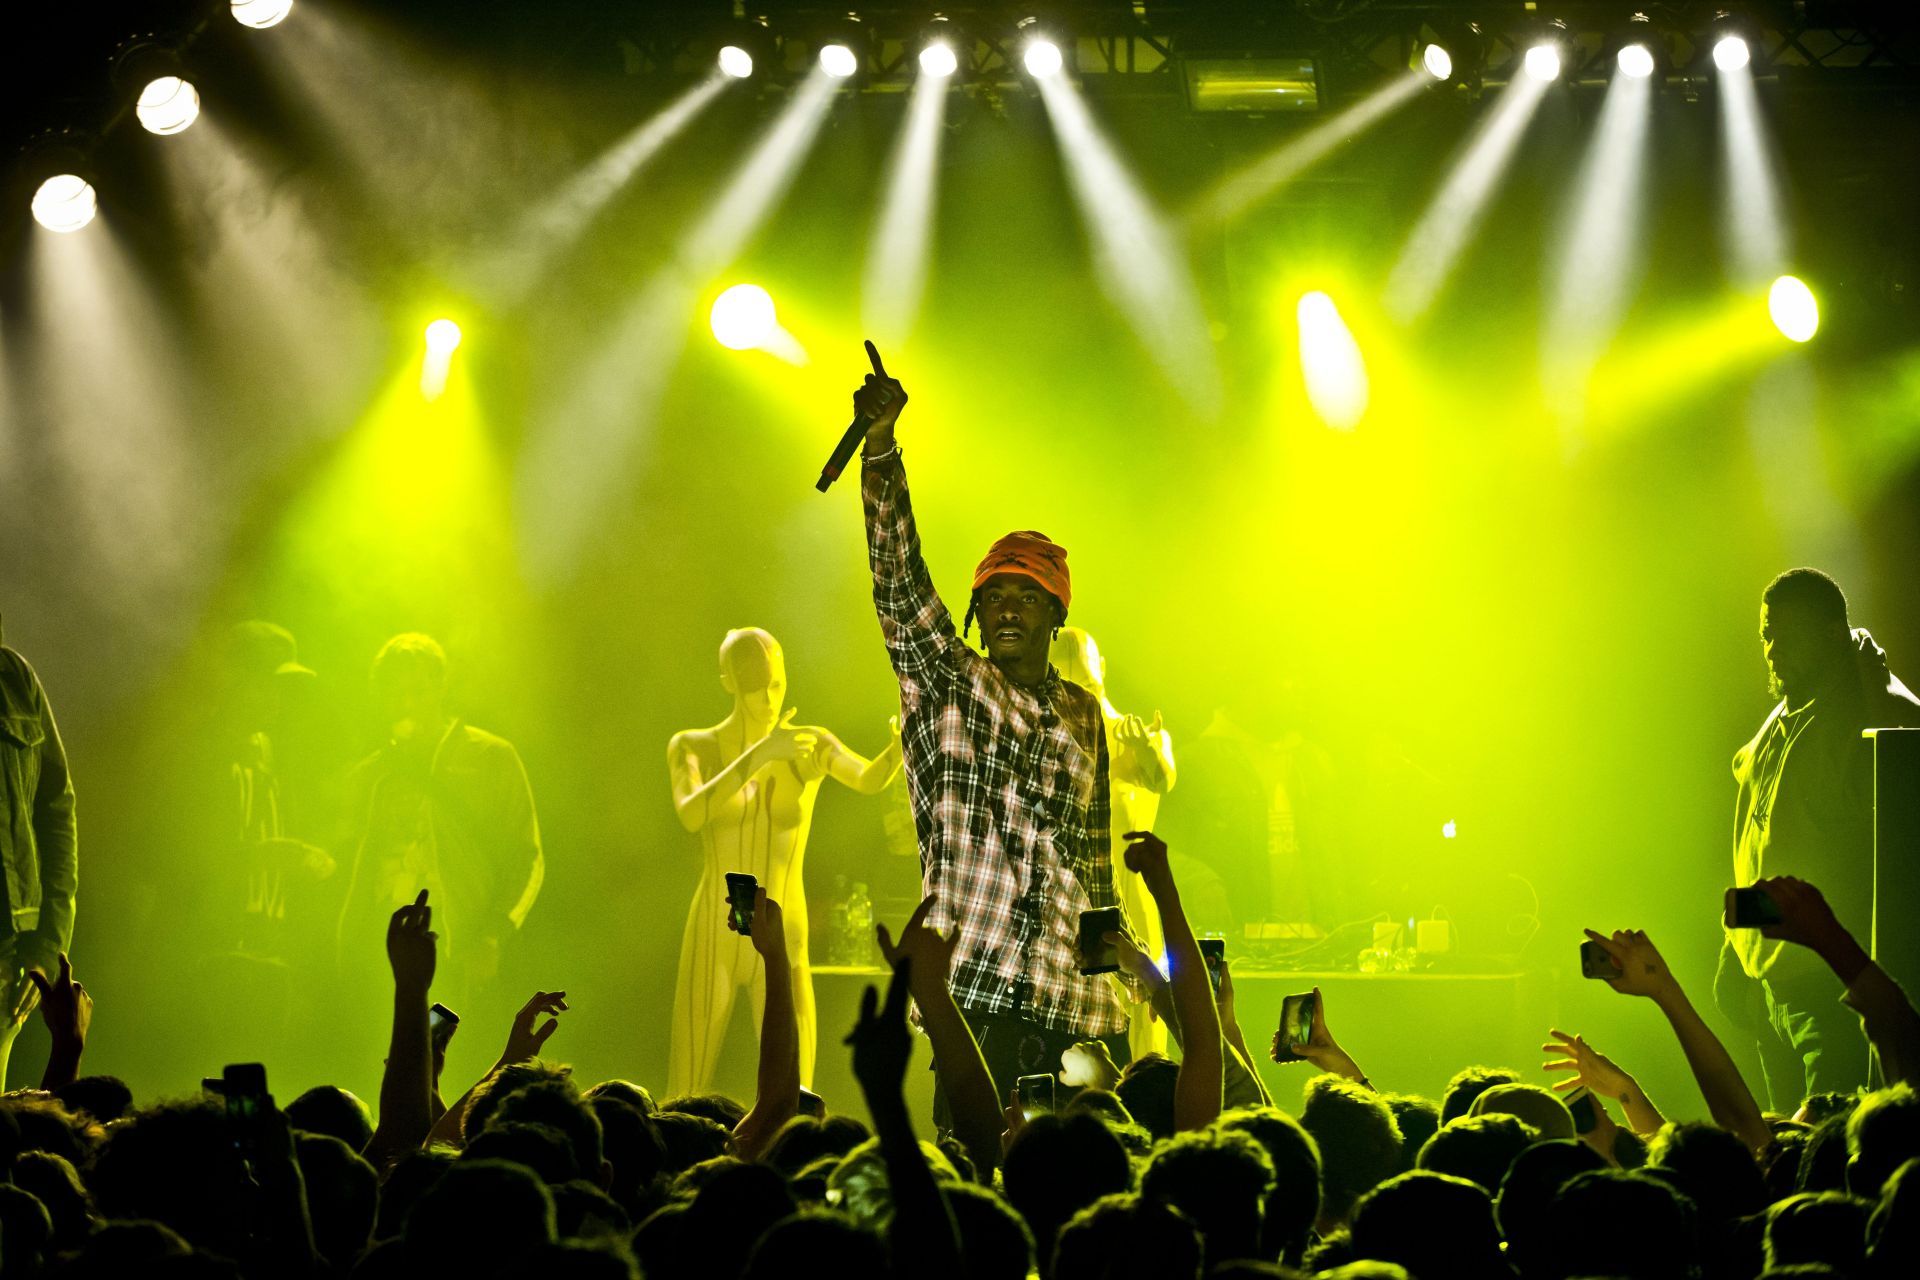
[{"left": 932, "top": 1006, "right": 1131, "bottom": 1132}]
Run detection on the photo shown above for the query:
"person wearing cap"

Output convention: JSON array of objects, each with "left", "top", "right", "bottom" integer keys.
[
  {"left": 849, "top": 342, "right": 1135, "bottom": 1104},
  {"left": 665, "top": 627, "right": 902, "bottom": 1096},
  {"left": 219, "top": 621, "right": 335, "bottom": 960},
  {"left": 0, "top": 614, "right": 78, "bottom": 1087}
]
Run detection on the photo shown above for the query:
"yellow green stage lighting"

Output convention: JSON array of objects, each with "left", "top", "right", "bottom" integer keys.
[
  {"left": 1422, "top": 43, "right": 1453, "bottom": 82},
  {"left": 31, "top": 174, "right": 97, "bottom": 233},
  {"left": 1768, "top": 275, "right": 1819, "bottom": 343},
  {"left": 1297, "top": 290, "right": 1369, "bottom": 430},
  {"left": 1714, "top": 36, "right": 1751, "bottom": 72},
  {"left": 820, "top": 43, "right": 859, "bottom": 79},
  {"left": 1524, "top": 44, "right": 1562, "bottom": 82},
  {"left": 136, "top": 76, "right": 201, "bottom": 135},
  {"left": 1025, "top": 39, "right": 1064, "bottom": 79},
  {"left": 718, "top": 46, "right": 754, "bottom": 79},
  {"left": 231, "top": 0, "right": 293, "bottom": 28},
  {"left": 425, "top": 318, "right": 463, "bottom": 355},
  {"left": 710, "top": 284, "right": 777, "bottom": 351},
  {"left": 920, "top": 40, "right": 959, "bottom": 78},
  {"left": 1618, "top": 43, "right": 1656, "bottom": 79}
]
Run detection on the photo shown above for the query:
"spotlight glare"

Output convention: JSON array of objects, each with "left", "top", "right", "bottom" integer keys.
[
  {"left": 919, "top": 40, "right": 959, "bottom": 78},
  {"left": 136, "top": 76, "right": 202, "bottom": 135},
  {"left": 1024, "top": 39, "right": 1064, "bottom": 79},
  {"left": 1618, "top": 43, "right": 1656, "bottom": 79},
  {"left": 231, "top": 0, "right": 293, "bottom": 28},
  {"left": 424, "top": 318, "right": 463, "bottom": 355},
  {"left": 1714, "top": 36, "right": 1751, "bottom": 72},
  {"left": 1422, "top": 43, "right": 1453, "bottom": 82},
  {"left": 711, "top": 284, "right": 777, "bottom": 351},
  {"left": 718, "top": 45, "right": 754, "bottom": 79},
  {"left": 820, "top": 43, "right": 859, "bottom": 79},
  {"left": 1768, "top": 275, "right": 1819, "bottom": 343},
  {"left": 1523, "top": 44, "right": 1562, "bottom": 82},
  {"left": 30, "top": 174, "right": 98, "bottom": 234}
]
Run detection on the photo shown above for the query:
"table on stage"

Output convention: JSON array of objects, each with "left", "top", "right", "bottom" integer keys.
[{"left": 808, "top": 964, "right": 1548, "bottom": 1119}]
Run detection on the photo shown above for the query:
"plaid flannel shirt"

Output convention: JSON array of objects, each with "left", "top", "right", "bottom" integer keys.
[{"left": 862, "top": 449, "right": 1131, "bottom": 1038}]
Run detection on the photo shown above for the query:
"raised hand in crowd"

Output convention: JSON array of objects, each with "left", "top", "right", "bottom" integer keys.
[
  {"left": 1584, "top": 925, "right": 1771, "bottom": 1155},
  {"left": 1278, "top": 985, "right": 1369, "bottom": 1088},
  {"left": 1215, "top": 957, "right": 1273, "bottom": 1107},
  {"left": 1125, "top": 830, "right": 1221, "bottom": 1130},
  {"left": 425, "top": 985, "right": 570, "bottom": 1151},
  {"left": 364, "top": 891, "right": 438, "bottom": 1171},
  {"left": 1542, "top": 1028, "right": 1665, "bottom": 1135},
  {"left": 27, "top": 951, "right": 91, "bottom": 1091},
  {"left": 878, "top": 893, "right": 1003, "bottom": 1173},
  {"left": 732, "top": 886, "right": 801, "bottom": 1161}
]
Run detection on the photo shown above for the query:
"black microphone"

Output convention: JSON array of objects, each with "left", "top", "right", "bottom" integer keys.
[{"left": 816, "top": 413, "right": 871, "bottom": 493}]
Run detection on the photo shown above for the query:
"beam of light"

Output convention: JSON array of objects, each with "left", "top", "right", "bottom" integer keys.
[
  {"left": 1025, "top": 40, "right": 1064, "bottom": 79},
  {"left": 1582, "top": 290, "right": 1797, "bottom": 432},
  {"left": 421, "top": 318, "right": 462, "bottom": 398},
  {"left": 710, "top": 283, "right": 807, "bottom": 363},
  {"left": 1718, "top": 55, "right": 1790, "bottom": 286},
  {"left": 517, "top": 70, "right": 841, "bottom": 579},
  {"left": 1769, "top": 275, "right": 1819, "bottom": 342},
  {"left": 478, "top": 72, "right": 732, "bottom": 305},
  {"left": 31, "top": 175, "right": 97, "bottom": 233},
  {"left": 1542, "top": 67, "right": 1653, "bottom": 430},
  {"left": 1384, "top": 73, "right": 1551, "bottom": 323},
  {"left": 1297, "top": 291, "right": 1369, "bottom": 430},
  {"left": 861, "top": 64, "right": 951, "bottom": 348},
  {"left": 719, "top": 46, "right": 754, "bottom": 79},
  {"left": 1184, "top": 71, "right": 1429, "bottom": 232},
  {"left": 1035, "top": 71, "right": 1220, "bottom": 415},
  {"left": 232, "top": 0, "right": 293, "bottom": 28},
  {"left": 1745, "top": 356, "right": 1858, "bottom": 573},
  {"left": 136, "top": 77, "right": 202, "bottom": 135}
]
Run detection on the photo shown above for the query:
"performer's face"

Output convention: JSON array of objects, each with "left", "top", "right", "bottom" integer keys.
[
  {"left": 1760, "top": 601, "right": 1843, "bottom": 701},
  {"left": 979, "top": 573, "right": 1059, "bottom": 668}
]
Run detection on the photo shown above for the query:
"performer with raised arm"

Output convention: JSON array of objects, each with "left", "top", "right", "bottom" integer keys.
[
  {"left": 850, "top": 341, "right": 1135, "bottom": 1105},
  {"left": 1051, "top": 627, "right": 1176, "bottom": 1056},
  {"left": 666, "top": 627, "right": 900, "bottom": 1095}
]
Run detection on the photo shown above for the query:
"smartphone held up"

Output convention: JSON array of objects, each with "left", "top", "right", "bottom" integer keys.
[
  {"left": 726, "top": 872, "right": 759, "bottom": 935},
  {"left": 1271, "top": 991, "right": 1317, "bottom": 1064}
]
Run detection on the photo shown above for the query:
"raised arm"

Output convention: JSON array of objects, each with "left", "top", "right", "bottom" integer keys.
[
  {"left": 1542, "top": 1028, "right": 1666, "bottom": 1135},
  {"left": 732, "top": 888, "right": 801, "bottom": 1161},
  {"left": 878, "top": 895, "right": 1003, "bottom": 1174},
  {"left": 27, "top": 952, "right": 91, "bottom": 1091},
  {"left": 1585, "top": 926, "right": 1771, "bottom": 1156},
  {"left": 1126, "top": 832, "right": 1221, "bottom": 1131},
  {"left": 1277, "top": 986, "right": 1371, "bottom": 1088},
  {"left": 363, "top": 891, "right": 437, "bottom": 1173},
  {"left": 1216, "top": 960, "right": 1273, "bottom": 1107},
  {"left": 855, "top": 343, "right": 964, "bottom": 699},
  {"left": 820, "top": 721, "right": 905, "bottom": 796},
  {"left": 1755, "top": 875, "right": 1920, "bottom": 1089},
  {"left": 425, "top": 989, "right": 568, "bottom": 1150},
  {"left": 668, "top": 715, "right": 817, "bottom": 833}
]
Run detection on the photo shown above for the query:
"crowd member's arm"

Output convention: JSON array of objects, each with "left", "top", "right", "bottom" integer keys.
[
  {"left": 732, "top": 888, "right": 801, "bottom": 1162},
  {"left": 1278, "top": 986, "right": 1371, "bottom": 1088},
  {"left": 1126, "top": 831, "right": 1221, "bottom": 1130},
  {"left": 1584, "top": 926, "right": 1772, "bottom": 1156},
  {"left": 425, "top": 989, "right": 568, "bottom": 1150},
  {"left": 848, "top": 958, "right": 963, "bottom": 1280},
  {"left": 1108, "top": 927, "right": 1176, "bottom": 1035},
  {"left": 1542, "top": 1028, "right": 1666, "bottom": 1135},
  {"left": 250, "top": 1097, "right": 322, "bottom": 1277},
  {"left": 363, "top": 891, "right": 436, "bottom": 1172},
  {"left": 878, "top": 895, "right": 1003, "bottom": 1173},
  {"left": 669, "top": 716, "right": 817, "bottom": 832},
  {"left": 27, "top": 952, "right": 91, "bottom": 1091},
  {"left": 1754, "top": 875, "right": 1920, "bottom": 1088},
  {"left": 1103, "top": 931, "right": 1267, "bottom": 1107},
  {"left": 1217, "top": 960, "right": 1273, "bottom": 1107}
]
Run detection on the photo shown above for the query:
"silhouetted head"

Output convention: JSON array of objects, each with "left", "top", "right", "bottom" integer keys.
[
  {"left": 1848, "top": 1084, "right": 1920, "bottom": 1199},
  {"left": 1350, "top": 1171, "right": 1508, "bottom": 1280},
  {"left": 1003, "top": 1112, "right": 1133, "bottom": 1268},
  {"left": 1116, "top": 1055, "right": 1180, "bottom": 1141},
  {"left": 296, "top": 1132, "right": 377, "bottom": 1272},
  {"left": 1220, "top": 1107, "right": 1323, "bottom": 1264},
  {"left": 1649, "top": 1120, "right": 1769, "bottom": 1223},
  {"left": 1440, "top": 1067, "right": 1522, "bottom": 1126},
  {"left": 403, "top": 1158, "right": 556, "bottom": 1275},
  {"left": 1468, "top": 1083, "right": 1574, "bottom": 1142},
  {"left": 1382, "top": 1095, "right": 1440, "bottom": 1173},
  {"left": 1140, "top": 1126, "right": 1275, "bottom": 1269},
  {"left": 1760, "top": 569, "right": 1851, "bottom": 703},
  {"left": 1051, "top": 1193, "right": 1203, "bottom": 1280},
  {"left": 1495, "top": 1139, "right": 1606, "bottom": 1279},
  {"left": 945, "top": 1182, "right": 1036, "bottom": 1280},
  {"left": 1543, "top": 1170, "right": 1699, "bottom": 1280},
  {"left": 1418, "top": 1114, "right": 1538, "bottom": 1195},
  {"left": 1763, "top": 1191, "right": 1871, "bottom": 1274},
  {"left": 371, "top": 632, "right": 448, "bottom": 742},
  {"left": 285, "top": 1085, "right": 375, "bottom": 1151},
  {"left": 741, "top": 1210, "right": 888, "bottom": 1280},
  {"left": 1302, "top": 1076, "right": 1403, "bottom": 1229},
  {"left": 1867, "top": 1156, "right": 1920, "bottom": 1278}
]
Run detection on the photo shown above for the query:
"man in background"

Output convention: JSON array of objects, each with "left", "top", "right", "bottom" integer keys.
[{"left": 0, "top": 614, "right": 78, "bottom": 1087}]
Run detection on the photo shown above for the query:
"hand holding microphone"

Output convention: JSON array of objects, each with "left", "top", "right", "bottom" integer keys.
[{"left": 818, "top": 340, "right": 909, "bottom": 491}]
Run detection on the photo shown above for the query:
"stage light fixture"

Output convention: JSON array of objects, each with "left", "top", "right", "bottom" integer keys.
[
  {"left": 920, "top": 40, "right": 959, "bottom": 78},
  {"left": 1025, "top": 39, "right": 1064, "bottom": 79},
  {"left": 711, "top": 284, "right": 777, "bottom": 350},
  {"left": 231, "top": 0, "right": 293, "bottom": 28},
  {"left": 30, "top": 173, "right": 97, "bottom": 234},
  {"left": 1769, "top": 275, "right": 1818, "bottom": 342},
  {"left": 135, "top": 75, "right": 201, "bottom": 135},
  {"left": 820, "top": 43, "right": 859, "bottom": 79},
  {"left": 718, "top": 45, "right": 754, "bottom": 79},
  {"left": 1618, "top": 43, "right": 1656, "bottom": 79},
  {"left": 1714, "top": 35, "right": 1751, "bottom": 71},
  {"left": 1524, "top": 44, "right": 1562, "bottom": 82},
  {"left": 425, "top": 318, "right": 463, "bottom": 355},
  {"left": 1422, "top": 43, "right": 1453, "bottom": 82}
]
